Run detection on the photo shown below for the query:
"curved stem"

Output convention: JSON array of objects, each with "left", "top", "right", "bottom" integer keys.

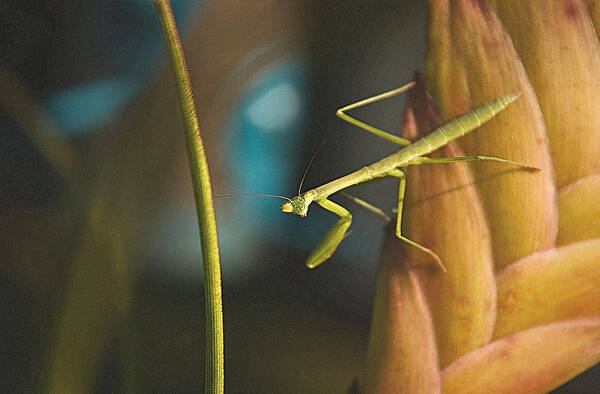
[{"left": 153, "top": 1, "right": 224, "bottom": 392}]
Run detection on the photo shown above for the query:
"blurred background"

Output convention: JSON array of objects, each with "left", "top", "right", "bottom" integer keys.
[{"left": 0, "top": 0, "right": 596, "bottom": 392}]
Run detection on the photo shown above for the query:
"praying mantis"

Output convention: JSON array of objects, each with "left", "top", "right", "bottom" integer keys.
[{"left": 278, "top": 81, "right": 537, "bottom": 271}]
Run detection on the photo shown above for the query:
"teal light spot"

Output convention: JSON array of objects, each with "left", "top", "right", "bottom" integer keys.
[
  {"left": 246, "top": 82, "right": 302, "bottom": 132},
  {"left": 217, "top": 57, "right": 309, "bottom": 269},
  {"left": 226, "top": 57, "right": 308, "bottom": 205},
  {"left": 147, "top": 56, "right": 309, "bottom": 279},
  {"left": 44, "top": 0, "right": 204, "bottom": 136},
  {"left": 45, "top": 77, "right": 138, "bottom": 135}
]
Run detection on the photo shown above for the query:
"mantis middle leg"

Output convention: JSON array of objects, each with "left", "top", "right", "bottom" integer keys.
[
  {"left": 390, "top": 153, "right": 537, "bottom": 271},
  {"left": 388, "top": 168, "right": 446, "bottom": 272}
]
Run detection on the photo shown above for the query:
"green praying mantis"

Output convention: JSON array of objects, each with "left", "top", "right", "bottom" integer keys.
[{"left": 273, "top": 81, "right": 537, "bottom": 271}]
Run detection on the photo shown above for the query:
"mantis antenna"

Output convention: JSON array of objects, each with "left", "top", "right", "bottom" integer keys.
[
  {"left": 298, "top": 140, "right": 327, "bottom": 195},
  {"left": 219, "top": 141, "right": 328, "bottom": 203},
  {"left": 216, "top": 193, "right": 291, "bottom": 202}
]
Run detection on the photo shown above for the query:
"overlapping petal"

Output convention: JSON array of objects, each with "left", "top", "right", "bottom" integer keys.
[
  {"left": 494, "top": 238, "right": 600, "bottom": 339},
  {"left": 582, "top": 0, "right": 600, "bottom": 35},
  {"left": 489, "top": 0, "right": 600, "bottom": 188},
  {"left": 361, "top": 228, "right": 440, "bottom": 394},
  {"left": 402, "top": 80, "right": 496, "bottom": 367},
  {"left": 442, "top": 318, "right": 600, "bottom": 394},
  {"left": 426, "top": 0, "right": 557, "bottom": 269},
  {"left": 557, "top": 174, "right": 600, "bottom": 245},
  {"left": 362, "top": 0, "right": 600, "bottom": 391}
]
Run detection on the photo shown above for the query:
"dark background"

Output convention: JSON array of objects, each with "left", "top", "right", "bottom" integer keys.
[{"left": 1, "top": 0, "right": 598, "bottom": 392}]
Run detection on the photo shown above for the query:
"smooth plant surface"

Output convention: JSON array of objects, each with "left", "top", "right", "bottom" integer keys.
[{"left": 360, "top": 0, "right": 600, "bottom": 392}]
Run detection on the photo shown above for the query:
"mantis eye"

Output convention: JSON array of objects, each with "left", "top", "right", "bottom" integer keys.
[{"left": 280, "top": 201, "right": 295, "bottom": 214}]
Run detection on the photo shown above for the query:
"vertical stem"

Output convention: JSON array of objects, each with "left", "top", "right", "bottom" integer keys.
[{"left": 152, "top": 1, "right": 224, "bottom": 393}]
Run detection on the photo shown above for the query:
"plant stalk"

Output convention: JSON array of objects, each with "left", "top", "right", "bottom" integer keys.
[{"left": 153, "top": 1, "right": 224, "bottom": 392}]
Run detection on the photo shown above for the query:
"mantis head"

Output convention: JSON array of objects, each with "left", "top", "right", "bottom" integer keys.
[{"left": 280, "top": 193, "right": 314, "bottom": 217}]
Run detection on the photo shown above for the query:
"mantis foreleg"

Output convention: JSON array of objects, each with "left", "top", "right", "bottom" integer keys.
[{"left": 305, "top": 199, "right": 352, "bottom": 269}]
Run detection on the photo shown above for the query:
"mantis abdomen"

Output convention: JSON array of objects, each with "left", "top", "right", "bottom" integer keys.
[
  {"left": 394, "top": 94, "right": 519, "bottom": 166},
  {"left": 311, "top": 93, "right": 519, "bottom": 201}
]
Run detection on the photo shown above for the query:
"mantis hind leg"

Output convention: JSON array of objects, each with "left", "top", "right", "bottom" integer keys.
[
  {"left": 388, "top": 168, "right": 446, "bottom": 272},
  {"left": 336, "top": 82, "right": 415, "bottom": 146},
  {"left": 306, "top": 199, "right": 352, "bottom": 269},
  {"left": 407, "top": 155, "right": 539, "bottom": 172}
]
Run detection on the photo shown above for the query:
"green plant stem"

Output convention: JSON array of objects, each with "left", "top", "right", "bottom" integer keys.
[{"left": 153, "top": 1, "right": 224, "bottom": 393}]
